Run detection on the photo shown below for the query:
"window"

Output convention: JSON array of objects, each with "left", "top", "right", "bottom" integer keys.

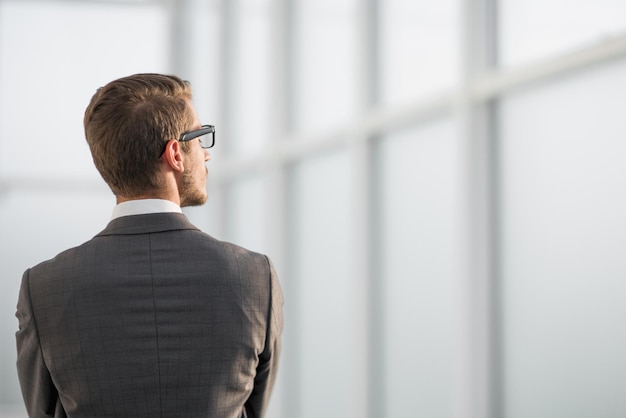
[{"left": 2, "top": 0, "right": 626, "bottom": 417}]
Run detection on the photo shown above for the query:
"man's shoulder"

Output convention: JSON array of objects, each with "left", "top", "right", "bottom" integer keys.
[
  {"left": 199, "top": 236, "right": 270, "bottom": 267},
  {"left": 25, "top": 214, "right": 270, "bottom": 280}
]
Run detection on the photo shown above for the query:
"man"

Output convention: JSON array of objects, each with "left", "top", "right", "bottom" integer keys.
[{"left": 15, "top": 73, "right": 283, "bottom": 418}]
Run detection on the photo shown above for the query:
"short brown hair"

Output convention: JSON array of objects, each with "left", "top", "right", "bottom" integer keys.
[{"left": 84, "top": 73, "right": 194, "bottom": 197}]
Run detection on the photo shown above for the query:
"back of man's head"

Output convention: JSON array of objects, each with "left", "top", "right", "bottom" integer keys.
[{"left": 84, "top": 73, "right": 194, "bottom": 198}]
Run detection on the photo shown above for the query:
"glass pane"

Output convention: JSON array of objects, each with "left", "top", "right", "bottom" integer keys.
[
  {"left": 380, "top": 0, "right": 459, "bottom": 106},
  {"left": 294, "top": 0, "right": 358, "bottom": 133},
  {"left": 225, "top": 174, "right": 268, "bottom": 254},
  {"left": 0, "top": 191, "right": 114, "bottom": 409},
  {"left": 499, "top": 0, "right": 626, "bottom": 68},
  {"left": 0, "top": 1, "right": 169, "bottom": 179},
  {"left": 288, "top": 150, "right": 355, "bottom": 417},
  {"left": 499, "top": 58, "right": 626, "bottom": 417},
  {"left": 378, "top": 119, "right": 458, "bottom": 418},
  {"left": 182, "top": 1, "right": 222, "bottom": 149},
  {"left": 230, "top": 0, "right": 272, "bottom": 157}
]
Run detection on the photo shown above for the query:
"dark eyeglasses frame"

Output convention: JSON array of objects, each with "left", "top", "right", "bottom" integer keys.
[{"left": 179, "top": 124, "right": 215, "bottom": 149}]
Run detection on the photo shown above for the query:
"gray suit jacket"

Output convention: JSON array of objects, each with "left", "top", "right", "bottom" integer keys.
[{"left": 16, "top": 213, "right": 283, "bottom": 418}]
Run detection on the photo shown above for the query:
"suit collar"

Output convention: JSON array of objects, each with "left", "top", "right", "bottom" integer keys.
[{"left": 96, "top": 212, "right": 199, "bottom": 236}]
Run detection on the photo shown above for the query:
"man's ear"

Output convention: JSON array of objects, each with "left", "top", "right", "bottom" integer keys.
[{"left": 161, "top": 140, "right": 185, "bottom": 173}]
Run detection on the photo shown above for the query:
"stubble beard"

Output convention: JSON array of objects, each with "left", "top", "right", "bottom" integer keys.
[{"left": 179, "top": 166, "right": 208, "bottom": 207}]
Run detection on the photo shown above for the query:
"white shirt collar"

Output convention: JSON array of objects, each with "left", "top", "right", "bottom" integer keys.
[{"left": 111, "top": 199, "right": 182, "bottom": 220}]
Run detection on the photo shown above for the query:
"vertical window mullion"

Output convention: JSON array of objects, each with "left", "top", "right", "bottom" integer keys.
[
  {"left": 268, "top": 1, "right": 295, "bottom": 417},
  {"left": 354, "top": 1, "right": 382, "bottom": 417},
  {"left": 456, "top": 0, "right": 499, "bottom": 418}
]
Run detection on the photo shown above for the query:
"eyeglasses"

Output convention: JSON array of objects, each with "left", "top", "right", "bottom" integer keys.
[{"left": 179, "top": 124, "right": 215, "bottom": 149}]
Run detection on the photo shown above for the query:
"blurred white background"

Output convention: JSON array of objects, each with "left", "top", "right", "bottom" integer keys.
[{"left": 1, "top": 0, "right": 626, "bottom": 417}]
